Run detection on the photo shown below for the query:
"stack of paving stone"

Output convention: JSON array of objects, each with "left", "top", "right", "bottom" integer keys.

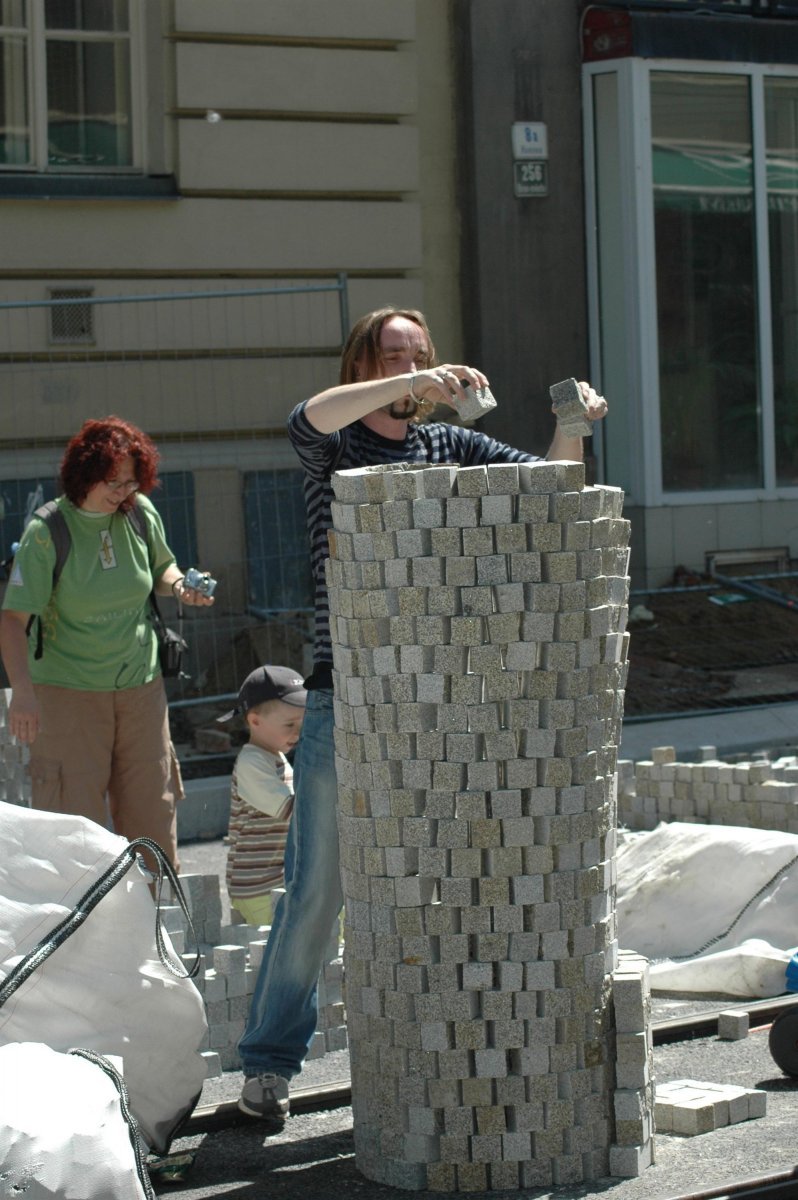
[
  {"left": 655, "top": 1078, "right": 766, "bottom": 1135},
  {"left": 161, "top": 880, "right": 346, "bottom": 1071},
  {"left": 0, "top": 690, "right": 30, "bottom": 807},
  {"left": 326, "top": 459, "right": 649, "bottom": 1191},
  {"left": 0, "top": 694, "right": 348, "bottom": 1073},
  {"left": 610, "top": 951, "right": 655, "bottom": 1175},
  {"left": 618, "top": 745, "right": 798, "bottom": 833}
]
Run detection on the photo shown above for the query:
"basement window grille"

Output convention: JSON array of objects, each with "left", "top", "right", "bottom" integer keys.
[{"left": 49, "top": 289, "right": 94, "bottom": 344}]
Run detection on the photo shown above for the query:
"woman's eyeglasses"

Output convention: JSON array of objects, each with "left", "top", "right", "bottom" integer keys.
[{"left": 105, "top": 478, "right": 139, "bottom": 494}]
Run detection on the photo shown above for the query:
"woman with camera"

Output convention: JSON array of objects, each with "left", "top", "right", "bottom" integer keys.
[{"left": 0, "top": 415, "right": 214, "bottom": 871}]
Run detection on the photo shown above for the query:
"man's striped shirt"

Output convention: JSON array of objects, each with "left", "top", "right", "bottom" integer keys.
[{"left": 287, "top": 400, "right": 543, "bottom": 673}]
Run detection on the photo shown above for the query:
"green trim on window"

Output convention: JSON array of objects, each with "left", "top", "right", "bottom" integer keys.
[{"left": 0, "top": 174, "right": 178, "bottom": 199}]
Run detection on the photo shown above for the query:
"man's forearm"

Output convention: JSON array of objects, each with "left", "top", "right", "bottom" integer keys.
[
  {"left": 546, "top": 426, "right": 585, "bottom": 462},
  {"left": 304, "top": 376, "right": 412, "bottom": 434}
]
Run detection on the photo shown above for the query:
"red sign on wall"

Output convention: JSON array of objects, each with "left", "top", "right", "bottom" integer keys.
[{"left": 581, "top": 8, "right": 634, "bottom": 62}]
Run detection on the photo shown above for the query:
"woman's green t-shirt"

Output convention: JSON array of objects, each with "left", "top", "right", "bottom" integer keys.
[{"left": 3, "top": 494, "right": 175, "bottom": 691}]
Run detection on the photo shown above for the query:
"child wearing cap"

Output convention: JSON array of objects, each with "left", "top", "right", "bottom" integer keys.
[{"left": 221, "top": 664, "right": 307, "bottom": 927}]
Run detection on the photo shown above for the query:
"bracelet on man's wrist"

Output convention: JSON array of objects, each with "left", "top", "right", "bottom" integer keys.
[{"left": 408, "top": 374, "right": 421, "bottom": 403}]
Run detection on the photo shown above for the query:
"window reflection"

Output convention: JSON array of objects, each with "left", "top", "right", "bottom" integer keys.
[
  {"left": 46, "top": 37, "right": 131, "bottom": 166},
  {"left": 652, "top": 72, "right": 761, "bottom": 492},
  {"left": 0, "top": 34, "right": 29, "bottom": 164},
  {"left": 45, "top": 0, "right": 131, "bottom": 168},
  {"left": 44, "top": 0, "right": 128, "bottom": 33},
  {"left": 766, "top": 78, "right": 798, "bottom": 487}
]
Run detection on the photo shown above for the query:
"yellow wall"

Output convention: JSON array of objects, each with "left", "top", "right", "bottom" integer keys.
[{"left": 0, "top": 0, "right": 463, "bottom": 612}]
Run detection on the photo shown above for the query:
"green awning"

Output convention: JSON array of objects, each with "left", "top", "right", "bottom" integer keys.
[{"left": 653, "top": 142, "right": 798, "bottom": 213}]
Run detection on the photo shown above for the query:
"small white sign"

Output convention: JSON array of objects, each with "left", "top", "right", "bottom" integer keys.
[{"left": 512, "top": 122, "right": 548, "bottom": 160}]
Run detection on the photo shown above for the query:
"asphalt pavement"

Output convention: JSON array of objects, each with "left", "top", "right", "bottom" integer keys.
[
  {"left": 157, "top": 1011, "right": 798, "bottom": 1200},
  {"left": 617, "top": 699, "right": 798, "bottom": 764}
]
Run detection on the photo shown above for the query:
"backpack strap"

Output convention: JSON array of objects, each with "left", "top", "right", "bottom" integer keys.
[
  {"left": 125, "top": 499, "right": 168, "bottom": 627},
  {"left": 36, "top": 500, "right": 72, "bottom": 590},
  {"left": 26, "top": 501, "right": 72, "bottom": 660},
  {"left": 124, "top": 498, "right": 148, "bottom": 554}
]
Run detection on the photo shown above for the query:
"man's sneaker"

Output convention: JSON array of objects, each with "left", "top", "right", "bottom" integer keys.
[{"left": 238, "top": 1072, "right": 290, "bottom": 1122}]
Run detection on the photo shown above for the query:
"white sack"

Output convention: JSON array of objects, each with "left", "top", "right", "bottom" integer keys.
[
  {"left": 649, "top": 937, "right": 791, "bottom": 998},
  {"left": 0, "top": 802, "right": 208, "bottom": 1152},
  {"left": 616, "top": 821, "right": 798, "bottom": 996},
  {"left": 0, "top": 1042, "right": 152, "bottom": 1199}
]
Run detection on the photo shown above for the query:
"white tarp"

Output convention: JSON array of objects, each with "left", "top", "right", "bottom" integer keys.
[{"left": 616, "top": 821, "right": 798, "bottom": 997}]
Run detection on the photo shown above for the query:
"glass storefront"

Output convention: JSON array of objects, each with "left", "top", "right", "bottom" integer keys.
[
  {"left": 652, "top": 72, "right": 760, "bottom": 492},
  {"left": 766, "top": 77, "right": 798, "bottom": 487},
  {"left": 587, "top": 59, "right": 798, "bottom": 502}
]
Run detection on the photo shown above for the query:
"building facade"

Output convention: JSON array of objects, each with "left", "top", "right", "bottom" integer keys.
[
  {"left": 0, "top": 0, "right": 458, "bottom": 667},
  {"left": 2, "top": 0, "right": 797, "bottom": 656},
  {"left": 456, "top": 0, "right": 798, "bottom": 588}
]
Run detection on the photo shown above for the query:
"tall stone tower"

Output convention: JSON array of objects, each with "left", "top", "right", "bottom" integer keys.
[{"left": 326, "top": 460, "right": 650, "bottom": 1191}]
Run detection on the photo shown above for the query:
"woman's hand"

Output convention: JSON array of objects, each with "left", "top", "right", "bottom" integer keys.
[
  {"left": 157, "top": 567, "right": 216, "bottom": 606},
  {"left": 8, "top": 686, "right": 40, "bottom": 744},
  {"left": 171, "top": 575, "right": 215, "bottom": 607},
  {"left": 0, "top": 611, "right": 40, "bottom": 744}
]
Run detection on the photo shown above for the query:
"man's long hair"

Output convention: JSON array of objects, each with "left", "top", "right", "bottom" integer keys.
[{"left": 339, "top": 307, "right": 438, "bottom": 420}]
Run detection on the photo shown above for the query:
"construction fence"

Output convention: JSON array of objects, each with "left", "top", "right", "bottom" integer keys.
[
  {"left": 0, "top": 279, "right": 351, "bottom": 760},
  {"left": 2, "top": 280, "right": 798, "bottom": 749}
]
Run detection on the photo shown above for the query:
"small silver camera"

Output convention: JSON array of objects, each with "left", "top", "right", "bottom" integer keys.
[{"left": 183, "top": 567, "right": 217, "bottom": 597}]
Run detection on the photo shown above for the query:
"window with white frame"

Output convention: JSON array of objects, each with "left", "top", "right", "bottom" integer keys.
[
  {"left": 0, "top": 0, "right": 138, "bottom": 171},
  {"left": 585, "top": 58, "right": 798, "bottom": 502}
]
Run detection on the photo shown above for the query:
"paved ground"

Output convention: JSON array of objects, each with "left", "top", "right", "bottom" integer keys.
[
  {"left": 618, "top": 699, "right": 798, "bottom": 764},
  {"left": 167, "top": 828, "right": 798, "bottom": 1200},
  {"left": 156, "top": 1020, "right": 798, "bottom": 1199}
]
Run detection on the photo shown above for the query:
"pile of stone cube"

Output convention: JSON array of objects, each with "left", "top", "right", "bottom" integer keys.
[
  {"left": 0, "top": 690, "right": 30, "bottom": 808},
  {"left": 655, "top": 1078, "right": 766, "bottom": 1135},
  {"left": 610, "top": 951, "right": 655, "bottom": 1176},
  {"left": 326, "top": 459, "right": 647, "bottom": 1191},
  {"left": 0, "top": 693, "right": 348, "bottom": 1077},
  {"left": 618, "top": 745, "right": 798, "bottom": 832},
  {"left": 161, "top": 879, "right": 346, "bottom": 1072}
]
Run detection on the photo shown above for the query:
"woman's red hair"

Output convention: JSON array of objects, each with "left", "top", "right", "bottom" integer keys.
[{"left": 60, "top": 416, "right": 160, "bottom": 509}]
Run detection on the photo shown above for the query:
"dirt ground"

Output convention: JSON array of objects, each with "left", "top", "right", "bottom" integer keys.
[{"left": 625, "top": 574, "right": 798, "bottom": 717}]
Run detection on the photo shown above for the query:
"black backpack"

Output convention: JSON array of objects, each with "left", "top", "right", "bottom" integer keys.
[{"left": 24, "top": 500, "right": 186, "bottom": 676}]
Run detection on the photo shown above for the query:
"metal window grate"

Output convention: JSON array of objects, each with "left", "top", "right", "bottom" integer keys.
[{"left": 49, "top": 289, "right": 94, "bottom": 343}]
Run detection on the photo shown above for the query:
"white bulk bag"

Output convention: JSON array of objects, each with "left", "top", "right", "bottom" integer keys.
[
  {"left": 0, "top": 802, "right": 208, "bottom": 1152},
  {"left": 0, "top": 1042, "right": 154, "bottom": 1200},
  {"left": 617, "top": 821, "right": 798, "bottom": 997}
]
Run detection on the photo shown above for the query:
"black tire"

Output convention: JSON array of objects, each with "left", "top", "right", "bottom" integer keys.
[{"left": 769, "top": 1006, "right": 798, "bottom": 1076}]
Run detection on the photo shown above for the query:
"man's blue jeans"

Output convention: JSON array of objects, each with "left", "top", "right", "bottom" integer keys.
[{"left": 238, "top": 688, "right": 341, "bottom": 1079}]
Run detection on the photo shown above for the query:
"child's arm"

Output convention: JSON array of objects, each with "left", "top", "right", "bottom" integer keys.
[{"left": 236, "top": 747, "right": 293, "bottom": 818}]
